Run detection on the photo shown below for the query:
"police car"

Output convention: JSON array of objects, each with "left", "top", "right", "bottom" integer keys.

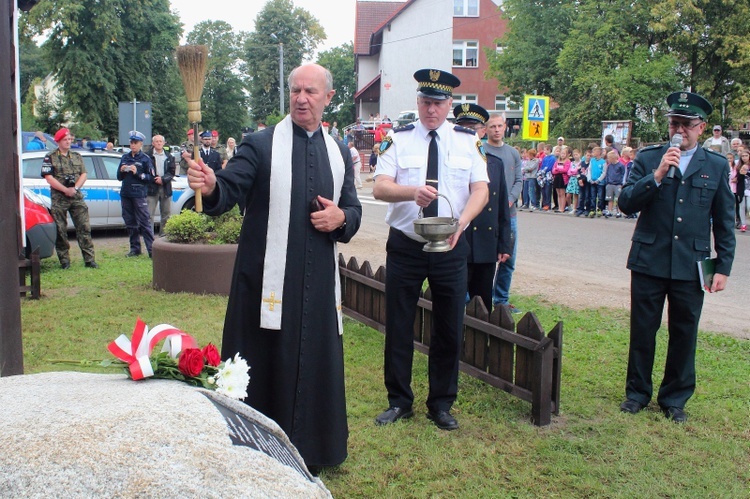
[{"left": 22, "top": 149, "right": 195, "bottom": 229}]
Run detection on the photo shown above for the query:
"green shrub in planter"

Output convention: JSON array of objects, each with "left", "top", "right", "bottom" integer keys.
[{"left": 164, "top": 207, "right": 243, "bottom": 244}]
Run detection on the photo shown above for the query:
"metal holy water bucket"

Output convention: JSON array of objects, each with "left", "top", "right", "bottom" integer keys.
[{"left": 412, "top": 193, "right": 459, "bottom": 252}]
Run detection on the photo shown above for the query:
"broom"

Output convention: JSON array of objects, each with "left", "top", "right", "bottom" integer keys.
[{"left": 176, "top": 45, "right": 209, "bottom": 212}]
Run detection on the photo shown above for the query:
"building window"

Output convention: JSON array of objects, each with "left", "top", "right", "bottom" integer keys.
[
  {"left": 454, "top": 95, "right": 478, "bottom": 106},
  {"left": 495, "top": 95, "right": 522, "bottom": 111},
  {"left": 454, "top": 0, "right": 479, "bottom": 17},
  {"left": 453, "top": 41, "right": 479, "bottom": 68}
]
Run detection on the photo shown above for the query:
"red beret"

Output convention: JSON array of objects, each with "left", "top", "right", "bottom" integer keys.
[
  {"left": 211, "top": 130, "right": 218, "bottom": 137},
  {"left": 187, "top": 129, "right": 194, "bottom": 136},
  {"left": 54, "top": 128, "right": 70, "bottom": 143}
]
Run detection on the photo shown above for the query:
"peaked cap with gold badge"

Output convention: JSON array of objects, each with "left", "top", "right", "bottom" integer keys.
[{"left": 414, "top": 69, "right": 461, "bottom": 100}]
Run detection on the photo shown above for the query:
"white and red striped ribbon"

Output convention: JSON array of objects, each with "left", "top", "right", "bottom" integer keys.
[{"left": 107, "top": 318, "right": 198, "bottom": 380}]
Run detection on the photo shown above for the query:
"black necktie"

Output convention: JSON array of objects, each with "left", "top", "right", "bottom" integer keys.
[{"left": 424, "top": 130, "right": 438, "bottom": 217}]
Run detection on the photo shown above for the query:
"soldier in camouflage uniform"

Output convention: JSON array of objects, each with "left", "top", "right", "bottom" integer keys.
[
  {"left": 179, "top": 129, "right": 195, "bottom": 176},
  {"left": 41, "top": 127, "right": 97, "bottom": 269}
]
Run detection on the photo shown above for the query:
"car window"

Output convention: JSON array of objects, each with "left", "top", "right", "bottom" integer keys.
[
  {"left": 83, "top": 157, "right": 97, "bottom": 179},
  {"left": 24, "top": 155, "right": 97, "bottom": 178},
  {"left": 100, "top": 156, "right": 120, "bottom": 179},
  {"left": 23, "top": 157, "right": 44, "bottom": 178}
]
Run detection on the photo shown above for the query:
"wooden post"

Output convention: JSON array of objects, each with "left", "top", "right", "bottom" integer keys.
[{"left": 0, "top": 0, "right": 25, "bottom": 376}]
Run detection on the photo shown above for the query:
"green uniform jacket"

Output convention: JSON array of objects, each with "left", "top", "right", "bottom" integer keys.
[{"left": 618, "top": 144, "right": 735, "bottom": 281}]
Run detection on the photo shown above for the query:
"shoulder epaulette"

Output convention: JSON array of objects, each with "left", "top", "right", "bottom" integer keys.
[
  {"left": 639, "top": 144, "right": 663, "bottom": 152},
  {"left": 393, "top": 124, "right": 414, "bottom": 133},
  {"left": 453, "top": 125, "right": 476, "bottom": 135}
]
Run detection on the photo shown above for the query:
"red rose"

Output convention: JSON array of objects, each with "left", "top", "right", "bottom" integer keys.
[
  {"left": 202, "top": 343, "right": 221, "bottom": 367},
  {"left": 178, "top": 348, "right": 205, "bottom": 377}
]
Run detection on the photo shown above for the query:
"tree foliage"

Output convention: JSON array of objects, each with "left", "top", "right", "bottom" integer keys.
[
  {"left": 316, "top": 42, "right": 356, "bottom": 127},
  {"left": 488, "top": 0, "right": 750, "bottom": 141},
  {"left": 186, "top": 21, "right": 249, "bottom": 140},
  {"left": 20, "top": 0, "right": 182, "bottom": 142},
  {"left": 243, "top": 0, "right": 325, "bottom": 123}
]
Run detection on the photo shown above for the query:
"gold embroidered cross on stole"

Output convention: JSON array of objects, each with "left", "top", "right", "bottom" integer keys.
[{"left": 262, "top": 291, "right": 282, "bottom": 311}]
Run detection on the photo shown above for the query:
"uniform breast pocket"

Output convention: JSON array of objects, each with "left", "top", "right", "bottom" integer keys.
[
  {"left": 690, "top": 178, "right": 717, "bottom": 206},
  {"left": 446, "top": 156, "right": 472, "bottom": 188},
  {"left": 396, "top": 156, "right": 425, "bottom": 186}
]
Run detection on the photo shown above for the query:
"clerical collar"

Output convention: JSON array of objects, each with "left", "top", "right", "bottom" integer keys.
[{"left": 680, "top": 145, "right": 698, "bottom": 158}]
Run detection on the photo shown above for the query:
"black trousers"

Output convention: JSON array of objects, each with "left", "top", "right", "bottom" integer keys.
[
  {"left": 384, "top": 228, "right": 469, "bottom": 412},
  {"left": 626, "top": 271, "right": 704, "bottom": 409},
  {"left": 467, "top": 262, "right": 495, "bottom": 312}
]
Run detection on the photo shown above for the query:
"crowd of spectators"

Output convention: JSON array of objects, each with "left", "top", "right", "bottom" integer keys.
[{"left": 514, "top": 133, "right": 748, "bottom": 230}]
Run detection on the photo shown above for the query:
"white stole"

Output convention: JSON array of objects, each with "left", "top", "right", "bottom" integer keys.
[{"left": 260, "top": 115, "right": 346, "bottom": 334}]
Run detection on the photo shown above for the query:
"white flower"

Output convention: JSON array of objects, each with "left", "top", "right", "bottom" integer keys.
[{"left": 215, "top": 353, "right": 250, "bottom": 399}]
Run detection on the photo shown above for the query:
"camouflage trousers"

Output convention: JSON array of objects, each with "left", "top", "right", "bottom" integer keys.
[{"left": 50, "top": 193, "right": 95, "bottom": 265}]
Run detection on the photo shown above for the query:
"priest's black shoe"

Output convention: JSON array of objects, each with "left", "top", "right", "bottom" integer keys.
[
  {"left": 427, "top": 410, "right": 459, "bottom": 431},
  {"left": 126, "top": 251, "right": 141, "bottom": 257},
  {"left": 662, "top": 406, "right": 687, "bottom": 423},
  {"left": 374, "top": 406, "right": 414, "bottom": 426},
  {"left": 620, "top": 399, "right": 645, "bottom": 414},
  {"left": 84, "top": 261, "right": 99, "bottom": 269}
]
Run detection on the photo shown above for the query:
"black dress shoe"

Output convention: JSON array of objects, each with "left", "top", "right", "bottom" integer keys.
[
  {"left": 375, "top": 406, "right": 414, "bottom": 426},
  {"left": 662, "top": 406, "right": 687, "bottom": 423},
  {"left": 60, "top": 262, "right": 70, "bottom": 270},
  {"left": 126, "top": 251, "right": 141, "bottom": 257},
  {"left": 84, "top": 261, "right": 99, "bottom": 269},
  {"left": 427, "top": 410, "right": 459, "bottom": 430},
  {"left": 620, "top": 399, "right": 645, "bottom": 414}
]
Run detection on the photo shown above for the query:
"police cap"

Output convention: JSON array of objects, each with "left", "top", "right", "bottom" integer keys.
[
  {"left": 665, "top": 91, "right": 713, "bottom": 121},
  {"left": 129, "top": 130, "right": 145, "bottom": 142},
  {"left": 199, "top": 130, "right": 212, "bottom": 139},
  {"left": 453, "top": 103, "right": 489, "bottom": 125},
  {"left": 414, "top": 69, "right": 460, "bottom": 100}
]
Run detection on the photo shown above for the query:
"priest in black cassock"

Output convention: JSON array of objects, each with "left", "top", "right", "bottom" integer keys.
[{"left": 186, "top": 63, "right": 362, "bottom": 471}]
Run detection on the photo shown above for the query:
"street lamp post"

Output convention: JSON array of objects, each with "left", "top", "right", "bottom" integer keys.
[{"left": 270, "top": 33, "right": 284, "bottom": 116}]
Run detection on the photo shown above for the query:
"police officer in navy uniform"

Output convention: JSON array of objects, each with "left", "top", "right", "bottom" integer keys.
[
  {"left": 118, "top": 131, "right": 155, "bottom": 257},
  {"left": 41, "top": 127, "right": 97, "bottom": 269},
  {"left": 454, "top": 104, "right": 512, "bottom": 312},
  {"left": 199, "top": 130, "right": 222, "bottom": 173},
  {"left": 373, "top": 69, "right": 489, "bottom": 431},
  {"left": 618, "top": 92, "right": 735, "bottom": 423}
]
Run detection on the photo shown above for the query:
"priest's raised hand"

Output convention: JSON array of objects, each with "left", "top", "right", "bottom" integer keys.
[{"left": 186, "top": 154, "right": 217, "bottom": 196}]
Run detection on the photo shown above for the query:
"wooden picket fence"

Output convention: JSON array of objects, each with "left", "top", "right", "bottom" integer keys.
[
  {"left": 18, "top": 249, "right": 41, "bottom": 299},
  {"left": 339, "top": 255, "right": 562, "bottom": 426}
]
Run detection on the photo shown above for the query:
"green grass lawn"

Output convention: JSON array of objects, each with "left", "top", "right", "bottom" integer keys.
[{"left": 20, "top": 248, "right": 750, "bottom": 497}]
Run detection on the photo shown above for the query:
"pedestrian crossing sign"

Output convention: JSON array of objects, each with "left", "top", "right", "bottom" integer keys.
[{"left": 522, "top": 95, "right": 550, "bottom": 141}]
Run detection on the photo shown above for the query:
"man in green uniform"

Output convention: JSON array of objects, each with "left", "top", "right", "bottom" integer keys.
[
  {"left": 211, "top": 130, "right": 228, "bottom": 168},
  {"left": 618, "top": 92, "right": 735, "bottom": 423},
  {"left": 40, "top": 127, "right": 97, "bottom": 269}
]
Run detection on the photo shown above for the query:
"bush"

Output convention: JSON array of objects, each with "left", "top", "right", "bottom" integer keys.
[{"left": 163, "top": 207, "right": 243, "bottom": 244}]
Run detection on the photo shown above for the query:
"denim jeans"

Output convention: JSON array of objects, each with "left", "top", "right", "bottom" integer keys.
[
  {"left": 522, "top": 179, "right": 537, "bottom": 208},
  {"left": 588, "top": 183, "right": 605, "bottom": 212},
  {"left": 492, "top": 216, "right": 517, "bottom": 306}
]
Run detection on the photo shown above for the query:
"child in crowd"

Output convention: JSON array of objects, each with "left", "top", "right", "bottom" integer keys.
[
  {"left": 736, "top": 150, "right": 750, "bottom": 231},
  {"left": 369, "top": 144, "right": 378, "bottom": 172},
  {"left": 587, "top": 146, "right": 607, "bottom": 217},
  {"left": 521, "top": 147, "right": 539, "bottom": 210},
  {"left": 603, "top": 150, "right": 625, "bottom": 218},
  {"left": 552, "top": 146, "right": 571, "bottom": 213},
  {"left": 538, "top": 145, "right": 557, "bottom": 211},
  {"left": 566, "top": 149, "right": 582, "bottom": 213}
]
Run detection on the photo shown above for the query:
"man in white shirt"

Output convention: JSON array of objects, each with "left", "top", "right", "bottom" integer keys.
[{"left": 373, "top": 69, "right": 489, "bottom": 431}]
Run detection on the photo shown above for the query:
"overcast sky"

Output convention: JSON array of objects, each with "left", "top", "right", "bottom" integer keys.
[{"left": 172, "top": 0, "right": 362, "bottom": 54}]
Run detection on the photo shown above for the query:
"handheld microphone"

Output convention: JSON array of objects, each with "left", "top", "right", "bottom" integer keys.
[{"left": 666, "top": 133, "right": 683, "bottom": 179}]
